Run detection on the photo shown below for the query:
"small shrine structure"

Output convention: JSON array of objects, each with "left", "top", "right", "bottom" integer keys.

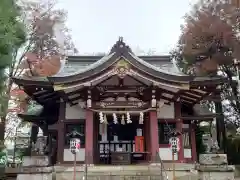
[{"left": 12, "top": 38, "right": 226, "bottom": 165}]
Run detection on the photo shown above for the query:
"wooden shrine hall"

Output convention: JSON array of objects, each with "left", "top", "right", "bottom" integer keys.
[{"left": 12, "top": 38, "right": 226, "bottom": 165}]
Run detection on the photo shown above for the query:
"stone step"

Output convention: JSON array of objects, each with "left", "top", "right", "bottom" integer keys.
[
  {"left": 55, "top": 165, "right": 168, "bottom": 180},
  {"left": 54, "top": 163, "right": 195, "bottom": 173},
  {"left": 57, "top": 172, "right": 165, "bottom": 180}
]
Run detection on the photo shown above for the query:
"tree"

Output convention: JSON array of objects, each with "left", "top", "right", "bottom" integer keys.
[
  {"left": 0, "top": 0, "right": 77, "bottom": 155},
  {"left": 172, "top": 0, "right": 240, "bottom": 126},
  {"left": 0, "top": 0, "right": 26, "bottom": 150}
]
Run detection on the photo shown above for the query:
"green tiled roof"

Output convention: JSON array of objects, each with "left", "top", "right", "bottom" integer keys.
[{"left": 54, "top": 54, "right": 186, "bottom": 77}]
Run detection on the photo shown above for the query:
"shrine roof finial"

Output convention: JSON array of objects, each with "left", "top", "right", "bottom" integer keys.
[
  {"left": 110, "top": 37, "right": 133, "bottom": 54},
  {"left": 119, "top": 36, "right": 123, "bottom": 42}
]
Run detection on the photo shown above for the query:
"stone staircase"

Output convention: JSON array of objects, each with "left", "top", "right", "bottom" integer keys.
[
  {"left": 55, "top": 165, "right": 164, "bottom": 180},
  {"left": 54, "top": 163, "right": 195, "bottom": 180},
  {"left": 8, "top": 155, "right": 235, "bottom": 180}
]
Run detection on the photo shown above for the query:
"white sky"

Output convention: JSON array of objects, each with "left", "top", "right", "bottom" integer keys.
[{"left": 56, "top": 0, "right": 197, "bottom": 54}]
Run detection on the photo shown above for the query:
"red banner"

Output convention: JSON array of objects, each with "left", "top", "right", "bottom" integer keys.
[{"left": 135, "top": 136, "right": 144, "bottom": 152}]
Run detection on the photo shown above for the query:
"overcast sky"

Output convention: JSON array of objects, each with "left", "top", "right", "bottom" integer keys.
[{"left": 57, "top": 0, "right": 195, "bottom": 54}]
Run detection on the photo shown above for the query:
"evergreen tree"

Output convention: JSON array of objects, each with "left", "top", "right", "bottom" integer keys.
[{"left": 0, "top": 0, "right": 26, "bottom": 151}]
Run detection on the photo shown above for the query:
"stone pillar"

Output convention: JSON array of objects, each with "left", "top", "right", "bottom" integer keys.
[
  {"left": 85, "top": 110, "right": 94, "bottom": 164},
  {"left": 57, "top": 102, "right": 65, "bottom": 164},
  {"left": 149, "top": 111, "right": 159, "bottom": 161},
  {"left": 18, "top": 153, "right": 52, "bottom": 180}
]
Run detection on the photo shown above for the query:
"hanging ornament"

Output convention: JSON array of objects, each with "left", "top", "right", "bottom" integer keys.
[
  {"left": 121, "top": 115, "right": 125, "bottom": 125},
  {"left": 151, "top": 98, "right": 157, "bottom": 108},
  {"left": 139, "top": 112, "right": 144, "bottom": 124},
  {"left": 87, "top": 99, "right": 92, "bottom": 108},
  {"left": 99, "top": 112, "right": 104, "bottom": 123},
  {"left": 126, "top": 112, "right": 132, "bottom": 124},
  {"left": 113, "top": 113, "right": 118, "bottom": 124},
  {"left": 87, "top": 90, "right": 92, "bottom": 108},
  {"left": 151, "top": 90, "right": 156, "bottom": 108},
  {"left": 104, "top": 114, "right": 108, "bottom": 124}
]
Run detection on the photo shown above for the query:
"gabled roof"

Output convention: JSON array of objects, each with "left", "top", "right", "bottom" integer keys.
[
  {"left": 49, "top": 38, "right": 192, "bottom": 84},
  {"left": 12, "top": 37, "right": 226, "bottom": 88},
  {"left": 57, "top": 54, "right": 184, "bottom": 77},
  {"left": 13, "top": 38, "right": 226, "bottom": 103}
]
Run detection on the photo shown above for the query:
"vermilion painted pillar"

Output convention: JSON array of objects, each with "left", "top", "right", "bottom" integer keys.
[
  {"left": 149, "top": 111, "right": 159, "bottom": 161},
  {"left": 191, "top": 123, "right": 197, "bottom": 162},
  {"left": 85, "top": 110, "right": 94, "bottom": 164},
  {"left": 175, "top": 102, "right": 184, "bottom": 162},
  {"left": 57, "top": 102, "right": 65, "bottom": 164},
  {"left": 176, "top": 119, "right": 184, "bottom": 162}
]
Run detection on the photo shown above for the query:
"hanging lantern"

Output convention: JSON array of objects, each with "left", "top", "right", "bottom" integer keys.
[
  {"left": 113, "top": 113, "right": 118, "bottom": 124},
  {"left": 126, "top": 112, "right": 132, "bottom": 124},
  {"left": 70, "top": 138, "right": 81, "bottom": 154},
  {"left": 121, "top": 115, "right": 125, "bottom": 125},
  {"left": 99, "top": 112, "right": 104, "bottom": 123},
  {"left": 67, "top": 130, "right": 83, "bottom": 154}
]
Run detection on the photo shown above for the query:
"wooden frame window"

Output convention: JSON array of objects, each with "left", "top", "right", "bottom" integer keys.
[
  {"left": 64, "top": 122, "right": 85, "bottom": 148},
  {"left": 158, "top": 122, "right": 176, "bottom": 144}
]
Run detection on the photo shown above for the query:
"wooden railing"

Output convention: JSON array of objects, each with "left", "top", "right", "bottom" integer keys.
[
  {"left": 98, "top": 141, "right": 152, "bottom": 164},
  {"left": 99, "top": 141, "right": 135, "bottom": 155}
]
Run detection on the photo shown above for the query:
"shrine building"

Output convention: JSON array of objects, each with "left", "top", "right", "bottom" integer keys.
[{"left": 12, "top": 38, "right": 226, "bottom": 165}]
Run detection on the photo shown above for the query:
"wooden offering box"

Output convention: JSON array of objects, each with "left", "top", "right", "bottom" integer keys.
[{"left": 111, "top": 152, "right": 131, "bottom": 165}]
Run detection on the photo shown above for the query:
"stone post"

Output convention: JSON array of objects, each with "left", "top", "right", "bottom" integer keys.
[{"left": 17, "top": 136, "right": 53, "bottom": 180}]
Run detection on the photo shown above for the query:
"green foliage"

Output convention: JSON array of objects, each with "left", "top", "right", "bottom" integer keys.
[
  {"left": 0, "top": 151, "right": 6, "bottom": 166},
  {"left": 0, "top": 0, "right": 26, "bottom": 112},
  {"left": 0, "top": 2, "right": 26, "bottom": 175},
  {"left": 0, "top": 0, "right": 26, "bottom": 69}
]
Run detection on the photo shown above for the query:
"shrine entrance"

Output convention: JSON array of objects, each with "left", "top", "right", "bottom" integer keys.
[{"left": 98, "top": 114, "right": 148, "bottom": 165}]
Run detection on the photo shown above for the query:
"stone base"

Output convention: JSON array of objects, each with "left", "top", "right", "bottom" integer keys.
[
  {"left": 16, "top": 167, "right": 53, "bottom": 180},
  {"left": 17, "top": 173, "right": 52, "bottom": 180},
  {"left": 199, "top": 154, "right": 228, "bottom": 165},
  {"left": 196, "top": 164, "right": 235, "bottom": 180},
  {"left": 198, "top": 170, "right": 234, "bottom": 180},
  {"left": 22, "top": 155, "right": 49, "bottom": 167},
  {"left": 8, "top": 163, "right": 236, "bottom": 180}
]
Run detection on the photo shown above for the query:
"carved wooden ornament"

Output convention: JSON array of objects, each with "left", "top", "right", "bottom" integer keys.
[{"left": 114, "top": 59, "right": 130, "bottom": 78}]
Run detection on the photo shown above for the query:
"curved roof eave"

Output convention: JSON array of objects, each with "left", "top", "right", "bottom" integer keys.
[
  {"left": 127, "top": 52, "right": 194, "bottom": 82},
  {"left": 47, "top": 54, "right": 195, "bottom": 84},
  {"left": 191, "top": 76, "right": 228, "bottom": 86},
  {"left": 48, "top": 53, "right": 117, "bottom": 83},
  {"left": 12, "top": 76, "right": 51, "bottom": 87}
]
